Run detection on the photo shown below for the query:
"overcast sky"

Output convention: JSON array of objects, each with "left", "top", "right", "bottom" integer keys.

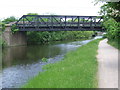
[{"left": 0, "top": 0, "right": 103, "bottom": 19}]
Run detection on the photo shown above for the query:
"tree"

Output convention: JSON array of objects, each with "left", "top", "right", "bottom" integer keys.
[
  {"left": 99, "top": 2, "right": 120, "bottom": 22},
  {"left": 27, "top": 13, "right": 38, "bottom": 15},
  {"left": 95, "top": 0, "right": 120, "bottom": 21},
  {"left": 2, "top": 16, "right": 18, "bottom": 24},
  {"left": 96, "top": 0, "right": 120, "bottom": 43}
]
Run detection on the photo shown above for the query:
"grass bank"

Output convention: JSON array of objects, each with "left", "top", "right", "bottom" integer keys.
[
  {"left": 23, "top": 39, "right": 101, "bottom": 88},
  {"left": 108, "top": 40, "right": 120, "bottom": 50}
]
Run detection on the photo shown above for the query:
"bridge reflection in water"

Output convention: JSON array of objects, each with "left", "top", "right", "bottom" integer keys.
[{"left": 15, "top": 15, "right": 104, "bottom": 31}]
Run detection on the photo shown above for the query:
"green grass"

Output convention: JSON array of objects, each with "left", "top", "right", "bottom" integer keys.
[
  {"left": 108, "top": 40, "right": 120, "bottom": 50},
  {"left": 23, "top": 39, "right": 101, "bottom": 88}
]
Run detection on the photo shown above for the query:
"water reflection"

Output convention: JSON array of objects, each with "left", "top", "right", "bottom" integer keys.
[
  {"left": 2, "top": 39, "right": 92, "bottom": 88},
  {"left": 2, "top": 45, "right": 62, "bottom": 68}
]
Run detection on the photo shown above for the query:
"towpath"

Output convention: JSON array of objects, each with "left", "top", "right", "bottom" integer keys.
[{"left": 97, "top": 39, "right": 118, "bottom": 88}]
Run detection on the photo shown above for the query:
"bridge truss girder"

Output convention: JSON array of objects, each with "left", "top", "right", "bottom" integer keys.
[{"left": 15, "top": 15, "right": 104, "bottom": 31}]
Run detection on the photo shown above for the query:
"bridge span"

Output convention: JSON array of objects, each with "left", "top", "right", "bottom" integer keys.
[
  {"left": 16, "top": 15, "right": 104, "bottom": 31},
  {"left": 3, "top": 15, "right": 104, "bottom": 46}
]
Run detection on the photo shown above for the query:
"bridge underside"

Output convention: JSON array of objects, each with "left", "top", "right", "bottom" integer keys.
[
  {"left": 16, "top": 15, "right": 104, "bottom": 31},
  {"left": 18, "top": 26, "right": 103, "bottom": 31}
]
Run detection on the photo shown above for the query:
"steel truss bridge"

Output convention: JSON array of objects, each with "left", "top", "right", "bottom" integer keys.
[{"left": 16, "top": 15, "right": 104, "bottom": 31}]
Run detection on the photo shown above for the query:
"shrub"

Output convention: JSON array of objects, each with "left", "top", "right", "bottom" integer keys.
[{"left": 103, "top": 18, "right": 120, "bottom": 40}]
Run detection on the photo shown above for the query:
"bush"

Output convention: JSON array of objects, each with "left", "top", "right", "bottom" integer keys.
[
  {"left": 11, "top": 24, "right": 19, "bottom": 33},
  {"left": 27, "top": 31, "right": 94, "bottom": 44},
  {"left": 0, "top": 22, "right": 5, "bottom": 31},
  {"left": 0, "top": 33, "right": 6, "bottom": 47},
  {"left": 103, "top": 18, "right": 120, "bottom": 40}
]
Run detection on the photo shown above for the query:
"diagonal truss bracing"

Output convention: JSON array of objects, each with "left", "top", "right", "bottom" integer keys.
[{"left": 15, "top": 15, "right": 104, "bottom": 31}]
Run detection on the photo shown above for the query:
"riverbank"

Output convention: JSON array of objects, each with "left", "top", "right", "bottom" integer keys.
[
  {"left": 23, "top": 39, "right": 101, "bottom": 88},
  {"left": 2, "top": 39, "right": 93, "bottom": 88}
]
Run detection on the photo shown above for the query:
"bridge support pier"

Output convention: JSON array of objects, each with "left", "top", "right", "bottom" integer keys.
[{"left": 2, "top": 24, "right": 27, "bottom": 46}]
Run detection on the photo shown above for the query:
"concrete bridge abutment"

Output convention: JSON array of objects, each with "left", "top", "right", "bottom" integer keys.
[{"left": 2, "top": 24, "right": 27, "bottom": 46}]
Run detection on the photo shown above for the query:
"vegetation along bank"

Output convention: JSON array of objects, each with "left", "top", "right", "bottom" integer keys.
[
  {"left": 27, "top": 31, "right": 94, "bottom": 44},
  {"left": 99, "top": 2, "right": 120, "bottom": 49},
  {"left": 23, "top": 39, "right": 101, "bottom": 88}
]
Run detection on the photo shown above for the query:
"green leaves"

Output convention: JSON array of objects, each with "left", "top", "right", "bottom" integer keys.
[
  {"left": 11, "top": 24, "right": 19, "bottom": 33},
  {"left": 27, "top": 31, "right": 94, "bottom": 45},
  {"left": 103, "top": 18, "right": 120, "bottom": 40},
  {"left": 0, "top": 21, "right": 5, "bottom": 31},
  {"left": 99, "top": 2, "right": 120, "bottom": 22},
  {"left": 41, "top": 57, "right": 48, "bottom": 62},
  {"left": 2, "top": 16, "right": 18, "bottom": 24},
  {"left": 99, "top": 1, "right": 120, "bottom": 42}
]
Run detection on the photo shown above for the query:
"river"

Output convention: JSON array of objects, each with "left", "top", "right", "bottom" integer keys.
[{"left": 1, "top": 36, "right": 102, "bottom": 88}]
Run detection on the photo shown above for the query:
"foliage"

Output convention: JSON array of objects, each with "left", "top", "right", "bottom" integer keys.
[
  {"left": 11, "top": 24, "right": 19, "bottom": 33},
  {"left": 0, "top": 32, "right": 6, "bottom": 47},
  {"left": 108, "top": 40, "right": 120, "bottom": 50},
  {"left": 99, "top": 2, "right": 120, "bottom": 22},
  {"left": 0, "top": 22, "right": 6, "bottom": 47},
  {"left": 103, "top": 18, "right": 120, "bottom": 40},
  {"left": 23, "top": 39, "right": 101, "bottom": 88},
  {"left": 96, "top": 0, "right": 120, "bottom": 21},
  {"left": 97, "top": 1, "right": 120, "bottom": 49},
  {"left": 41, "top": 57, "right": 48, "bottom": 62},
  {"left": 24, "top": 13, "right": 39, "bottom": 21},
  {"left": 2, "top": 16, "right": 18, "bottom": 24},
  {"left": 1, "top": 16, "right": 18, "bottom": 33},
  {"left": 0, "top": 21, "right": 5, "bottom": 31},
  {"left": 27, "top": 31, "right": 94, "bottom": 44},
  {"left": 27, "top": 13, "right": 38, "bottom": 15}
]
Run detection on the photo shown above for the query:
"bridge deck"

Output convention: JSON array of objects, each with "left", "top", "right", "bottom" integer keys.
[{"left": 16, "top": 15, "right": 104, "bottom": 31}]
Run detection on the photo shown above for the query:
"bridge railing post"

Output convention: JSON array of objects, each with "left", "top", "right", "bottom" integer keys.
[
  {"left": 94, "top": 17, "right": 96, "bottom": 27},
  {"left": 82, "top": 18, "right": 85, "bottom": 27},
  {"left": 35, "top": 16, "right": 39, "bottom": 30},
  {"left": 51, "top": 16, "right": 53, "bottom": 29},
  {"left": 90, "top": 17, "right": 92, "bottom": 27},
  {"left": 23, "top": 17, "right": 25, "bottom": 31},
  {"left": 77, "top": 16, "right": 80, "bottom": 28},
  {"left": 90, "top": 16, "right": 94, "bottom": 30},
  {"left": 65, "top": 16, "right": 66, "bottom": 29}
]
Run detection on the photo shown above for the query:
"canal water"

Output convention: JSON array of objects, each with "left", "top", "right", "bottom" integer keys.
[{"left": 1, "top": 37, "right": 101, "bottom": 88}]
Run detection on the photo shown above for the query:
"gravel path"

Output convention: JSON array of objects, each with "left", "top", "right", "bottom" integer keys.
[{"left": 97, "top": 39, "right": 118, "bottom": 88}]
